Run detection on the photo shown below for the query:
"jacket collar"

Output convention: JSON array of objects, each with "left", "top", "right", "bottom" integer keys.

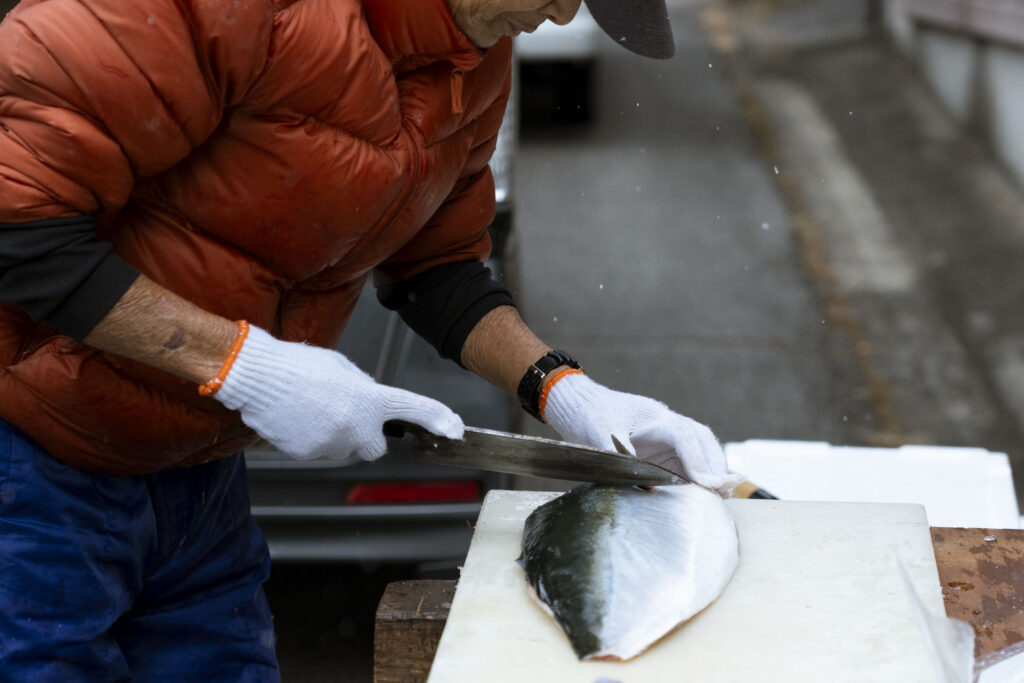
[{"left": 362, "top": 0, "right": 485, "bottom": 73}]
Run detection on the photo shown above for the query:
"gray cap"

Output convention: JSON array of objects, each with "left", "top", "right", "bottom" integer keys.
[{"left": 583, "top": 0, "right": 675, "bottom": 59}]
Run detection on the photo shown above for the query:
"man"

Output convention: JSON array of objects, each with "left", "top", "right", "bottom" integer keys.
[{"left": 0, "top": 0, "right": 739, "bottom": 678}]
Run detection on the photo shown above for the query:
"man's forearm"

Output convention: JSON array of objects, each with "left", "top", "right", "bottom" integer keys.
[
  {"left": 460, "top": 305, "right": 551, "bottom": 395},
  {"left": 85, "top": 286, "right": 549, "bottom": 399},
  {"left": 82, "top": 274, "right": 237, "bottom": 385}
]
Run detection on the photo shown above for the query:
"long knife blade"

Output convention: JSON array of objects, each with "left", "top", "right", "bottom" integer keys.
[{"left": 387, "top": 421, "right": 686, "bottom": 486}]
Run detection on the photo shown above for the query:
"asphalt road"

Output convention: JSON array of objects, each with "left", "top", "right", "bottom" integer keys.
[
  {"left": 717, "top": 0, "right": 1024, "bottom": 481},
  {"left": 513, "top": 0, "right": 870, "bottom": 455},
  {"left": 516, "top": 0, "right": 1024, "bottom": 477}
]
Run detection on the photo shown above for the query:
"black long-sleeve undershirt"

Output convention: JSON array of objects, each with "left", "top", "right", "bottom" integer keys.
[
  {"left": 0, "top": 216, "right": 140, "bottom": 340},
  {"left": 376, "top": 260, "right": 515, "bottom": 366}
]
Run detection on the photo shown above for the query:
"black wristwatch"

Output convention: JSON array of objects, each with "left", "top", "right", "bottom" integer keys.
[{"left": 517, "top": 350, "right": 582, "bottom": 422}]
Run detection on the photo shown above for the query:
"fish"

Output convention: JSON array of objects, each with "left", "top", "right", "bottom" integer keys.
[{"left": 516, "top": 483, "right": 739, "bottom": 661}]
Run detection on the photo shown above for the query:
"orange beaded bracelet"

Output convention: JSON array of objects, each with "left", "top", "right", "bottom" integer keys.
[
  {"left": 538, "top": 367, "right": 584, "bottom": 422},
  {"left": 198, "top": 320, "right": 250, "bottom": 397}
]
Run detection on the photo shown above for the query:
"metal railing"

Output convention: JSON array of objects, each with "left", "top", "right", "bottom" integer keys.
[{"left": 911, "top": 0, "right": 1024, "bottom": 49}]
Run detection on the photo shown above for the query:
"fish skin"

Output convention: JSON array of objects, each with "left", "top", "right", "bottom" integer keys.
[{"left": 517, "top": 483, "right": 739, "bottom": 661}]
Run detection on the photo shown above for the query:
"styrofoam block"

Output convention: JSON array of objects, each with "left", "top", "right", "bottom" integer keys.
[{"left": 725, "top": 440, "right": 1020, "bottom": 529}]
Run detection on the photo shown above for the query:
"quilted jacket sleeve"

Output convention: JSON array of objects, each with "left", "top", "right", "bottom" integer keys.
[
  {"left": 375, "top": 43, "right": 513, "bottom": 284},
  {"left": 376, "top": 165, "right": 499, "bottom": 282},
  {"left": 373, "top": 48, "right": 515, "bottom": 364}
]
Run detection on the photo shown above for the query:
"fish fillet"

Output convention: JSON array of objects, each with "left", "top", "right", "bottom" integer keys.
[{"left": 516, "top": 484, "right": 739, "bottom": 661}]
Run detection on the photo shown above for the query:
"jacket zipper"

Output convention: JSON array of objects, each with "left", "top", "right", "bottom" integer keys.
[{"left": 450, "top": 69, "right": 465, "bottom": 114}]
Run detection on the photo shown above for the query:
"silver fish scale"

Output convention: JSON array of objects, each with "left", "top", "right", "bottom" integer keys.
[{"left": 517, "top": 484, "right": 738, "bottom": 661}]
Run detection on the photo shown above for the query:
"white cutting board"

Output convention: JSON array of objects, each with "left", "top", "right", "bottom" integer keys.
[{"left": 428, "top": 491, "right": 947, "bottom": 683}]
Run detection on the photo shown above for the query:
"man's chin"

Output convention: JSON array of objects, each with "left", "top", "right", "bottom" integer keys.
[
  {"left": 468, "top": 34, "right": 501, "bottom": 49},
  {"left": 456, "top": 21, "right": 503, "bottom": 49}
]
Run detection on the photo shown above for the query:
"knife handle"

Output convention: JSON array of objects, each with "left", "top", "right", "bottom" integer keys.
[
  {"left": 733, "top": 481, "right": 779, "bottom": 500},
  {"left": 382, "top": 420, "right": 408, "bottom": 439}
]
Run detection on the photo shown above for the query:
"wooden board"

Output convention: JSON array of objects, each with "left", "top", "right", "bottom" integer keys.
[
  {"left": 374, "top": 580, "right": 456, "bottom": 683},
  {"left": 931, "top": 527, "right": 1024, "bottom": 657},
  {"left": 427, "top": 491, "right": 950, "bottom": 682}
]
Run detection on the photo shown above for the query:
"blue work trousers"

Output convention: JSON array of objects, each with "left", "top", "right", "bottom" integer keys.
[{"left": 0, "top": 419, "right": 280, "bottom": 682}]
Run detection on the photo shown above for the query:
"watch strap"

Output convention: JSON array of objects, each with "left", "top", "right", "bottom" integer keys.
[{"left": 517, "top": 350, "right": 582, "bottom": 422}]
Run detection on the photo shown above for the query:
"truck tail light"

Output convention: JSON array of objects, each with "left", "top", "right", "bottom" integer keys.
[{"left": 345, "top": 481, "right": 481, "bottom": 504}]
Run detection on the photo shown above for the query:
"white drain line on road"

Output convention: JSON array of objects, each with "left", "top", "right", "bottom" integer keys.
[{"left": 754, "top": 79, "right": 919, "bottom": 295}]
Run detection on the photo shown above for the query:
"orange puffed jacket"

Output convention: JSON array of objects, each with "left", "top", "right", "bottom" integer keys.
[{"left": 0, "top": 0, "right": 511, "bottom": 474}]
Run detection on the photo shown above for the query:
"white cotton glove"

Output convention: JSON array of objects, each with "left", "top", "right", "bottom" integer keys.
[
  {"left": 214, "top": 326, "right": 464, "bottom": 461},
  {"left": 543, "top": 373, "right": 744, "bottom": 495}
]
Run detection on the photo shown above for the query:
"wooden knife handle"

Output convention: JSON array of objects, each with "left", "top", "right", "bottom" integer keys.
[{"left": 733, "top": 481, "right": 779, "bottom": 499}]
